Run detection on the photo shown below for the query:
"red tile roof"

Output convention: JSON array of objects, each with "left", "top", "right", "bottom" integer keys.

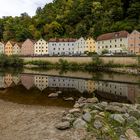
[
  {"left": 97, "top": 31, "right": 129, "bottom": 41},
  {"left": 49, "top": 38, "right": 77, "bottom": 42}
]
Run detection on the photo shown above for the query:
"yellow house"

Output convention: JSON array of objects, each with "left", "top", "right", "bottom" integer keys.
[
  {"left": 4, "top": 41, "right": 15, "bottom": 56},
  {"left": 85, "top": 37, "right": 96, "bottom": 53}
]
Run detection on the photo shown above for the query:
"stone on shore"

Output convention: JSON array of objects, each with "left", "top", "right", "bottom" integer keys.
[
  {"left": 73, "top": 118, "right": 87, "bottom": 129},
  {"left": 110, "top": 114, "right": 125, "bottom": 124},
  {"left": 55, "top": 121, "right": 71, "bottom": 130},
  {"left": 48, "top": 93, "right": 58, "bottom": 98},
  {"left": 125, "top": 129, "right": 140, "bottom": 140},
  {"left": 82, "top": 112, "right": 91, "bottom": 122}
]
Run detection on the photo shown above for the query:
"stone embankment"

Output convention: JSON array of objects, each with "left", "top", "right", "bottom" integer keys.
[{"left": 56, "top": 97, "right": 140, "bottom": 140}]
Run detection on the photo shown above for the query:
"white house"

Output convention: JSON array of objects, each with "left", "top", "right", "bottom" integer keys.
[
  {"left": 96, "top": 31, "right": 129, "bottom": 54},
  {"left": 0, "top": 42, "right": 4, "bottom": 54},
  {"left": 34, "top": 38, "right": 48, "bottom": 56},
  {"left": 13, "top": 43, "right": 21, "bottom": 55},
  {"left": 74, "top": 37, "right": 86, "bottom": 55},
  {"left": 48, "top": 38, "right": 77, "bottom": 56}
]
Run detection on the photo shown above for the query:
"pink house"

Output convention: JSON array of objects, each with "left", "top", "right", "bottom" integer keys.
[
  {"left": 21, "top": 39, "right": 35, "bottom": 56},
  {"left": 128, "top": 30, "right": 140, "bottom": 55}
]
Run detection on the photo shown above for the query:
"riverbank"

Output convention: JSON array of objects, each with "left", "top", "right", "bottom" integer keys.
[
  {"left": 56, "top": 97, "right": 140, "bottom": 140},
  {"left": 0, "top": 100, "right": 79, "bottom": 140}
]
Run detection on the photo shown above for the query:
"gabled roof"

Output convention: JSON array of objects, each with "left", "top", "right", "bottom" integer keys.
[
  {"left": 14, "top": 42, "right": 22, "bottom": 48},
  {"left": 6, "top": 41, "right": 16, "bottom": 46},
  {"left": 97, "top": 31, "right": 129, "bottom": 41},
  {"left": 49, "top": 38, "right": 77, "bottom": 42}
]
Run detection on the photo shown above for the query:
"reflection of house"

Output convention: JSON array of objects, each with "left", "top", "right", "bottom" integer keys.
[
  {"left": 85, "top": 37, "right": 96, "bottom": 53},
  {"left": 128, "top": 30, "right": 140, "bottom": 55},
  {"left": 13, "top": 75, "right": 21, "bottom": 85},
  {"left": 4, "top": 74, "right": 13, "bottom": 87},
  {"left": 34, "top": 39, "right": 48, "bottom": 56},
  {"left": 127, "top": 84, "right": 136, "bottom": 103},
  {"left": 0, "top": 76, "right": 5, "bottom": 88},
  {"left": 48, "top": 76, "right": 87, "bottom": 93},
  {"left": 34, "top": 75, "right": 48, "bottom": 91},
  {"left": 21, "top": 75, "right": 34, "bottom": 89},
  {"left": 97, "top": 31, "right": 129, "bottom": 54},
  {"left": 48, "top": 38, "right": 76, "bottom": 56},
  {"left": 96, "top": 81, "right": 128, "bottom": 97},
  {"left": 85, "top": 80, "right": 96, "bottom": 93}
]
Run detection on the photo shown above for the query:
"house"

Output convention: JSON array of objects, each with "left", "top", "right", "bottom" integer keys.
[
  {"left": 4, "top": 74, "right": 13, "bottom": 87},
  {"left": 74, "top": 37, "right": 86, "bottom": 55},
  {"left": 128, "top": 30, "right": 140, "bottom": 55},
  {"left": 21, "top": 39, "right": 35, "bottom": 56},
  {"left": 5, "top": 41, "right": 15, "bottom": 56},
  {"left": 96, "top": 31, "right": 129, "bottom": 54},
  {"left": 48, "top": 38, "right": 76, "bottom": 56},
  {"left": 0, "top": 42, "right": 4, "bottom": 54},
  {"left": 85, "top": 37, "right": 96, "bottom": 53},
  {"left": 34, "top": 38, "right": 48, "bottom": 56},
  {"left": 13, "top": 43, "right": 22, "bottom": 55}
]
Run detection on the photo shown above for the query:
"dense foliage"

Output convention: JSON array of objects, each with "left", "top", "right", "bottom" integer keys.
[
  {"left": 0, "top": 55, "right": 23, "bottom": 67},
  {"left": 0, "top": 0, "right": 139, "bottom": 41}
]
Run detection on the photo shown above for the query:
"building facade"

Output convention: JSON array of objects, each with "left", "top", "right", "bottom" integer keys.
[
  {"left": 128, "top": 30, "right": 140, "bottom": 55},
  {"left": 5, "top": 41, "right": 15, "bottom": 56},
  {"left": 74, "top": 37, "right": 86, "bottom": 55},
  {"left": 13, "top": 43, "right": 21, "bottom": 55},
  {"left": 0, "top": 42, "right": 4, "bottom": 54},
  {"left": 97, "top": 31, "right": 129, "bottom": 54},
  {"left": 85, "top": 37, "right": 96, "bottom": 53},
  {"left": 48, "top": 38, "right": 76, "bottom": 56},
  {"left": 34, "top": 39, "right": 48, "bottom": 56},
  {"left": 21, "top": 39, "right": 35, "bottom": 56}
]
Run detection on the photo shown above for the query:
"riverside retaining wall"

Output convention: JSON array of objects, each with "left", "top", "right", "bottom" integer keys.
[{"left": 22, "top": 56, "right": 139, "bottom": 65}]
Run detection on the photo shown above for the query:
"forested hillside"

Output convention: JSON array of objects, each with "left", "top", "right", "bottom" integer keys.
[{"left": 0, "top": 0, "right": 140, "bottom": 42}]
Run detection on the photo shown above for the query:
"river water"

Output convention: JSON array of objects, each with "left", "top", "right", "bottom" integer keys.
[{"left": 0, "top": 68, "right": 140, "bottom": 106}]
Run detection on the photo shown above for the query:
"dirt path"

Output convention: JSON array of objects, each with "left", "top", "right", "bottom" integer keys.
[{"left": 0, "top": 100, "right": 79, "bottom": 140}]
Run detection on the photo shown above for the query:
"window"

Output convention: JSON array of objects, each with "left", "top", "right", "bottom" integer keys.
[{"left": 120, "top": 38, "right": 122, "bottom": 41}]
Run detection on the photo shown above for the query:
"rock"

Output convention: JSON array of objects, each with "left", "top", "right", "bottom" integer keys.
[
  {"left": 64, "top": 97, "right": 74, "bottom": 101},
  {"left": 135, "top": 120, "right": 140, "bottom": 127},
  {"left": 106, "top": 105, "right": 126, "bottom": 113},
  {"left": 123, "top": 113, "right": 130, "bottom": 119},
  {"left": 129, "top": 110, "right": 140, "bottom": 119},
  {"left": 90, "top": 110, "right": 99, "bottom": 115},
  {"left": 90, "top": 105, "right": 103, "bottom": 111},
  {"left": 86, "top": 97, "right": 99, "bottom": 103},
  {"left": 77, "top": 97, "right": 87, "bottom": 104},
  {"left": 48, "top": 93, "right": 58, "bottom": 98},
  {"left": 127, "top": 116, "right": 137, "bottom": 124},
  {"left": 93, "top": 120, "right": 103, "bottom": 129},
  {"left": 73, "top": 118, "right": 87, "bottom": 129},
  {"left": 99, "top": 101, "right": 108, "bottom": 109},
  {"left": 69, "top": 108, "right": 81, "bottom": 114},
  {"left": 74, "top": 103, "right": 84, "bottom": 108},
  {"left": 120, "top": 135, "right": 127, "bottom": 140},
  {"left": 110, "top": 114, "right": 125, "bottom": 124},
  {"left": 99, "top": 112, "right": 105, "bottom": 117},
  {"left": 110, "top": 102, "right": 124, "bottom": 107},
  {"left": 82, "top": 112, "right": 91, "bottom": 122},
  {"left": 55, "top": 121, "right": 70, "bottom": 130},
  {"left": 101, "top": 126, "right": 110, "bottom": 133},
  {"left": 62, "top": 114, "right": 75, "bottom": 122},
  {"left": 56, "top": 91, "right": 62, "bottom": 94},
  {"left": 125, "top": 129, "right": 140, "bottom": 140}
]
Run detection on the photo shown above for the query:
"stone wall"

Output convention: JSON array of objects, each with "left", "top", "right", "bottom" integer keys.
[{"left": 22, "top": 56, "right": 139, "bottom": 65}]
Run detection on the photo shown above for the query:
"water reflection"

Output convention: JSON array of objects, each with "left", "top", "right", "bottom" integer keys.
[{"left": 0, "top": 73, "right": 139, "bottom": 106}]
